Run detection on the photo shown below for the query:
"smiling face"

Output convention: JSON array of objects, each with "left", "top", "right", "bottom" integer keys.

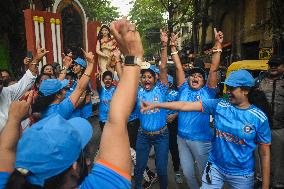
[
  {"left": 72, "top": 64, "right": 83, "bottom": 75},
  {"left": 226, "top": 86, "right": 249, "bottom": 105},
  {"left": 188, "top": 72, "right": 205, "bottom": 90},
  {"left": 268, "top": 63, "right": 284, "bottom": 77},
  {"left": 141, "top": 71, "right": 156, "bottom": 91},
  {"left": 103, "top": 75, "right": 113, "bottom": 88}
]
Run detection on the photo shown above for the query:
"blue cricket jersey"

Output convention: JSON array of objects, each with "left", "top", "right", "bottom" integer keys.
[
  {"left": 166, "top": 89, "right": 179, "bottom": 115},
  {"left": 137, "top": 82, "right": 168, "bottom": 131},
  {"left": 178, "top": 82, "right": 216, "bottom": 141},
  {"left": 79, "top": 160, "right": 131, "bottom": 189},
  {"left": 202, "top": 99, "right": 271, "bottom": 175},
  {"left": 99, "top": 86, "right": 116, "bottom": 122}
]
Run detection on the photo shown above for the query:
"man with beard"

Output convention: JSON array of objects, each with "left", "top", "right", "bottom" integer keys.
[{"left": 256, "top": 56, "right": 284, "bottom": 188}]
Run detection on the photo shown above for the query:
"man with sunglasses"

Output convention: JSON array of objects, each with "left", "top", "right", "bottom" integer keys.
[
  {"left": 257, "top": 56, "right": 284, "bottom": 188},
  {"left": 0, "top": 48, "right": 48, "bottom": 132}
]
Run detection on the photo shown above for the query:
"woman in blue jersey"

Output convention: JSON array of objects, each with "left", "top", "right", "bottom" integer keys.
[
  {"left": 31, "top": 51, "right": 94, "bottom": 120},
  {"left": 141, "top": 69, "right": 271, "bottom": 189},
  {"left": 0, "top": 18, "right": 144, "bottom": 189},
  {"left": 134, "top": 30, "right": 169, "bottom": 189},
  {"left": 166, "top": 29, "right": 223, "bottom": 188}
]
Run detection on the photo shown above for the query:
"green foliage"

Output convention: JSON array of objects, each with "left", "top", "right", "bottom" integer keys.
[
  {"left": 129, "top": 0, "right": 166, "bottom": 56},
  {"left": 79, "top": 0, "right": 120, "bottom": 24}
]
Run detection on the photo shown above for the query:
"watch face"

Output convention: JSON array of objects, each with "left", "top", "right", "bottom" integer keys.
[{"left": 125, "top": 56, "right": 135, "bottom": 64}]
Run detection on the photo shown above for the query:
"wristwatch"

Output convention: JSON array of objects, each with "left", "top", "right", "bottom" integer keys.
[{"left": 125, "top": 56, "right": 150, "bottom": 69}]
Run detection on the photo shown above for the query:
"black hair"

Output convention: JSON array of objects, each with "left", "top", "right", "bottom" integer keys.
[
  {"left": 97, "top": 25, "right": 111, "bottom": 50},
  {"left": 102, "top": 71, "right": 113, "bottom": 80},
  {"left": 5, "top": 152, "right": 88, "bottom": 189},
  {"left": 31, "top": 92, "right": 57, "bottom": 114},
  {"left": 268, "top": 55, "right": 284, "bottom": 66},
  {"left": 64, "top": 48, "right": 72, "bottom": 56},
  {"left": 141, "top": 69, "right": 156, "bottom": 78},
  {"left": 40, "top": 64, "right": 55, "bottom": 76},
  {"left": 241, "top": 87, "right": 272, "bottom": 122},
  {"left": 35, "top": 74, "right": 51, "bottom": 89},
  {"left": 0, "top": 69, "right": 12, "bottom": 76}
]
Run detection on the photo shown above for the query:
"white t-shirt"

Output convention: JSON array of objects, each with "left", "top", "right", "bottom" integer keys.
[{"left": 0, "top": 69, "right": 36, "bottom": 131}]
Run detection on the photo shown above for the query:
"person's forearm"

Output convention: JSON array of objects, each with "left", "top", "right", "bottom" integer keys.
[
  {"left": 115, "top": 61, "right": 122, "bottom": 79},
  {"left": 155, "top": 101, "right": 202, "bottom": 112},
  {"left": 171, "top": 46, "right": 185, "bottom": 85},
  {"left": 77, "top": 63, "right": 94, "bottom": 91},
  {"left": 108, "top": 66, "right": 140, "bottom": 124},
  {"left": 0, "top": 119, "right": 21, "bottom": 151},
  {"left": 159, "top": 46, "right": 168, "bottom": 83},
  {"left": 207, "top": 42, "right": 222, "bottom": 88},
  {"left": 261, "top": 145, "right": 270, "bottom": 189}
]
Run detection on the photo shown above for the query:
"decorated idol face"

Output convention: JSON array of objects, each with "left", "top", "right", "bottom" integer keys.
[
  {"left": 188, "top": 73, "right": 205, "bottom": 90},
  {"left": 101, "top": 28, "right": 109, "bottom": 37},
  {"left": 141, "top": 71, "right": 156, "bottom": 91}
]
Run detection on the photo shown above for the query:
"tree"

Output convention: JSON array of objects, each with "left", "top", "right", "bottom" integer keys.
[
  {"left": 129, "top": 0, "right": 166, "bottom": 57},
  {"left": 271, "top": 0, "right": 284, "bottom": 56},
  {"left": 80, "top": 0, "right": 120, "bottom": 24}
]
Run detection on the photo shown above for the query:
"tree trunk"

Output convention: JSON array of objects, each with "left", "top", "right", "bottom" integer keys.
[{"left": 192, "top": 0, "right": 199, "bottom": 53}]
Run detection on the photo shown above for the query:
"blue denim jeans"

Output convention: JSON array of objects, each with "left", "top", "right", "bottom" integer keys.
[
  {"left": 134, "top": 128, "right": 169, "bottom": 189},
  {"left": 201, "top": 163, "right": 254, "bottom": 189},
  {"left": 177, "top": 136, "right": 211, "bottom": 189}
]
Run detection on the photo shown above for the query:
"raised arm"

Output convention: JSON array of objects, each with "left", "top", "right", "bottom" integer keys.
[
  {"left": 98, "top": 18, "right": 143, "bottom": 175},
  {"left": 207, "top": 28, "right": 223, "bottom": 88},
  {"left": 69, "top": 51, "right": 94, "bottom": 106},
  {"left": 0, "top": 92, "right": 33, "bottom": 172},
  {"left": 170, "top": 33, "right": 186, "bottom": 86},
  {"left": 141, "top": 100, "right": 202, "bottom": 113},
  {"left": 159, "top": 30, "right": 168, "bottom": 84},
  {"left": 58, "top": 55, "right": 73, "bottom": 81}
]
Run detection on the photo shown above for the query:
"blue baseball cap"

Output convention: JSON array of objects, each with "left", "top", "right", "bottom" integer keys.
[
  {"left": 74, "top": 57, "right": 87, "bottom": 68},
  {"left": 224, "top": 69, "right": 255, "bottom": 87},
  {"left": 168, "top": 75, "right": 173, "bottom": 84},
  {"left": 141, "top": 65, "right": 160, "bottom": 76},
  {"left": 39, "top": 79, "right": 69, "bottom": 96},
  {"left": 15, "top": 114, "right": 93, "bottom": 186}
]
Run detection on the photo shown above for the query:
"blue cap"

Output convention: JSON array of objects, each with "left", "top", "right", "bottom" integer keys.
[
  {"left": 39, "top": 79, "right": 69, "bottom": 96},
  {"left": 151, "top": 65, "right": 160, "bottom": 74},
  {"left": 74, "top": 57, "right": 87, "bottom": 68},
  {"left": 168, "top": 75, "right": 173, "bottom": 84},
  {"left": 224, "top": 69, "right": 255, "bottom": 87},
  {"left": 15, "top": 114, "right": 93, "bottom": 186}
]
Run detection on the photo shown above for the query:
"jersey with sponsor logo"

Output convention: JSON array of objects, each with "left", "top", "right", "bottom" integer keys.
[
  {"left": 202, "top": 99, "right": 271, "bottom": 175},
  {"left": 99, "top": 86, "right": 116, "bottom": 122},
  {"left": 178, "top": 82, "right": 216, "bottom": 141},
  {"left": 166, "top": 89, "right": 179, "bottom": 115},
  {"left": 137, "top": 82, "right": 168, "bottom": 131}
]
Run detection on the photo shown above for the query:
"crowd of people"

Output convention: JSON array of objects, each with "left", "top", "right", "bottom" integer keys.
[{"left": 0, "top": 17, "right": 283, "bottom": 189}]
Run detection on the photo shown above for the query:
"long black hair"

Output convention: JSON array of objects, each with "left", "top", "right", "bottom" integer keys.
[
  {"left": 31, "top": 92, "right": 57, "bottom": 114},
  {"left": 242, "top": 87, "right": 272, "bottom": 122},
  {"left": 97, "top": 25, "right": 111, "bottom": 50}
]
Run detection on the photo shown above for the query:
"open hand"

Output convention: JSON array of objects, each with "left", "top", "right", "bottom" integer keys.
[
  {"left": 140, "top": 101, "right": 155, "bottom": 113},
  {"left": 35, "top": 41, "right": 49, "bottom": 61},
  {"left": 110, "top": 17, "right": 144, "bottom": 57}
]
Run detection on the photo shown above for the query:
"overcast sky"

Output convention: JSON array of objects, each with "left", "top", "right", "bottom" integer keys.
[{"left": 111, "top": 0, "right": 133, "bottom": 16}]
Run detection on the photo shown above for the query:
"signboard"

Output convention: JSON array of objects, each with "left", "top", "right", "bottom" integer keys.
[{"left": 259, "top": 48, "right": 273, "bottom": 60}]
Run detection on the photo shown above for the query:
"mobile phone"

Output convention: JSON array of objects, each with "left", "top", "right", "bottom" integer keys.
[{"left": 27, "top": 51, "right": 33, "bottom": 59}]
